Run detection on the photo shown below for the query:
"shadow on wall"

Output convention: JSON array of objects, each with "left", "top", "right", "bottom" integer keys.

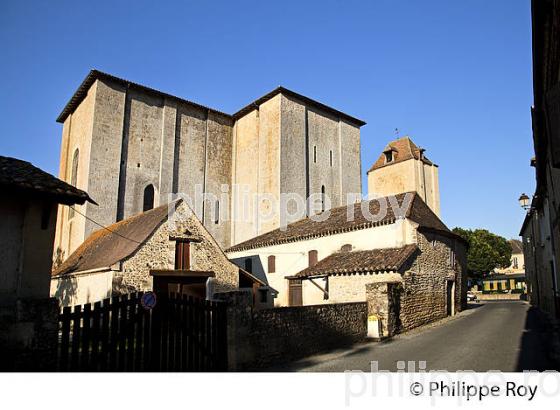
[
  {"left": 230, "top": 256, "right": 268, "bottom": 285},
  {"left": 52, "top": 277, "right": 78, "bottom": 307},
  {"left": 515, "top": 306, "right": 560, "bottom": 371}
]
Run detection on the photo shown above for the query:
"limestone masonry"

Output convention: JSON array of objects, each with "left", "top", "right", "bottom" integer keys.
[{"left": 54, "top": 70, "right": 365, "bottom": 261}]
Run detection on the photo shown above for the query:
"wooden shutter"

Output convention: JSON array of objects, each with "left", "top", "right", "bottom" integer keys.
[
  {"left": 289, "top": 279, "right": 303, "bottom": 306},
  {"left": 175, "top": 241, "right": 190, "bottom": 270},
  {"left": 308, "top": 250, "right": 318, "bottom": 267},
  {"left": 268, "top": 255, "right": 276, "bottom": 273},
  {"left": 546, "top": 84, "right": 560, "bottom": 167}
]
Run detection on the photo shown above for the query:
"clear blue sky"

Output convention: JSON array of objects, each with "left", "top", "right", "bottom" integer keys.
[{"left": 0, "top": 0, "right": 534, "bottom": 239}]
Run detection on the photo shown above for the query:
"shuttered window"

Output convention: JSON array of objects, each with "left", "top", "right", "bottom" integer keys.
[
  {"left": 175, "top": 241, "right": 190, "bottom": 270},
  {"left": 268, "top": 255, "right": 276, "bottom": 273},
  {"left": 308, "top": 250, "right": 318, "bottom": 267}
]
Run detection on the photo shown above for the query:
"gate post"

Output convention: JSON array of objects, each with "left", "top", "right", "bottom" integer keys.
[
  {"left": 366, "top": 281, "right": 402, "bottom": 339},
  {"left": 214, "top": 290, "right": 253, "bottom": 371}
]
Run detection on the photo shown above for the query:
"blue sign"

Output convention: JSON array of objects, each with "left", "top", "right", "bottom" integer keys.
[{"left": 141, "top": 291, "right": 157, "bottom": 310}]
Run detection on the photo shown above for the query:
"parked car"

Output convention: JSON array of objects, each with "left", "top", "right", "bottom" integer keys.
[{"left": 467, "top": 291, "right": 478, "bottom": 302}]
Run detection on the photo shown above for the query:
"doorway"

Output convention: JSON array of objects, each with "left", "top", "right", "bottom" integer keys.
[{"left": 446, "top": 280, "right": 455, "bottom": 316}]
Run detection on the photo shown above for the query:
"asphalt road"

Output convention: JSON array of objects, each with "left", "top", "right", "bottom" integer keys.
[{"left": 268, "top": 301, "right": 552, "bottom": 372}]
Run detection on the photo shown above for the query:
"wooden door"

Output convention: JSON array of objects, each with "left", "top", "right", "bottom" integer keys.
[{"left": 289, "top": 279, "right": 303, "bottom": 306}]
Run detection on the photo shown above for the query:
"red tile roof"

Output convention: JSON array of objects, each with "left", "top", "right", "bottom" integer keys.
[
  {"left": 367, "top": 136, "right": 436, "bottom": 173},
  {"left": 53, "top": 202, "right": 175, "bottom": 276},
  {"left": 293, "top": 245, "right": 418, "bottom": 278},
  {"left": 226, "top": 192, "right": 450, "bottom": 252}
]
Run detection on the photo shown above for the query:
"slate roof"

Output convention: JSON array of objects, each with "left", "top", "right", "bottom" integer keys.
[
  {"left": 510, "top": 239, "right": 523, "bottom": 254},
  {"left": 53, "top": 201, "right": 176, "bottom": 276},
  {"left": 226, "top": 192, "right": 450, "bottom": 252},
  {"left": 368, "top": 136, "right": 436, "bottom": 173},
  {"left": 57, "top": 70, "right": 366, "bottom": 127},
  {"left": 293, "top": 245, "right": 419, "bottom": 278},
  {"left": 0, "top": 155, "right": 94, "bottom": 205}
]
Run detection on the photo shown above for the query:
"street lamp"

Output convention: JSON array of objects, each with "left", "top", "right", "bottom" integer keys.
[{"left": 518, "top": 193, "right": 530, "bottom": 210}]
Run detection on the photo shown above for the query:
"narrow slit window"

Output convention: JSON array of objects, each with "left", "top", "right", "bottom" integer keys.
[
  {"left": 214, "top": 200, "right": 220, "bottom": 224},
  {"left": 313, "top": 146, "right": 317, "bottom": 163},
  {"left": 329, "top": 150, "right": 333, "bottom": 166}
]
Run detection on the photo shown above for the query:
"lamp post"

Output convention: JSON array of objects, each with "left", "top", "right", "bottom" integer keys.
[{"left": 518, "top": 193, "right": 530, "bottom": 210}]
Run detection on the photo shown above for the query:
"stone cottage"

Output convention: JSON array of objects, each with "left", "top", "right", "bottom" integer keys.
[
  {"left": 226, "top": 192, "right": 467, "bottom": 334},
  {"left": 52, "top": 199, "right": 273, "bottom": 307}
]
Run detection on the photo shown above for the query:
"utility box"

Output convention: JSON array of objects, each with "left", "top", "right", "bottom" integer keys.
[{"left": 367, "top": 314, "right": 381, "bottom": 339}]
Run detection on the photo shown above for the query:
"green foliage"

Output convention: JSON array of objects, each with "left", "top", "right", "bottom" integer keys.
[{"left": 452, "top": 228, "right": 512, "bottom": 278}]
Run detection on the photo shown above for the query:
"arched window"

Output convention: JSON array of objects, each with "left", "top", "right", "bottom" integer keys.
[
  {"left": 321, "top": 185, "right": 326, "bottom": 212},
  {"left": 68, "top": 149, "right": 79, "bottom": 219},
  {"left": 143, "top": 184, "right": 155, "bottom": 212}
]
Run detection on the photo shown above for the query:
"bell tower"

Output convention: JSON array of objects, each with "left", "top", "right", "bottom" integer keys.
[{"left": 367, "top": 136, "right": 440, "bottom": 216}]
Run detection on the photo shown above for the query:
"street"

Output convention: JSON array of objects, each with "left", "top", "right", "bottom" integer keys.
[{"left": 267, "top": 301, "right": 553, "bottom": 372}]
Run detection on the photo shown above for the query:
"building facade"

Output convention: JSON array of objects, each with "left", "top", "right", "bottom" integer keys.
[
  {"left": 520, "top": 0, "right": 560, "bottom": 319},
  {"left": 367, "top": 136, "right": 440, "bottom": 216},
  {"left": 226, "top": 193, "right": 466, "bottom": 317},
  {"left": 53, "top": 70, "right": 365, "bottom": 261}
]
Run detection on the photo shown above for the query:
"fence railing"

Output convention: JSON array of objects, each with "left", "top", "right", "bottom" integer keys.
[{"left": 57, "top": 292, "right": 228, "bottom": 371}]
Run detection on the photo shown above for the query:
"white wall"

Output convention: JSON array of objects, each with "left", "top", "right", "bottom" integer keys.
[
  {"left": 51, "top": 270, "right": 114, "bottom": 307},
  {"left": 227, "top": 220, "right": 415, "bottom": 306}
]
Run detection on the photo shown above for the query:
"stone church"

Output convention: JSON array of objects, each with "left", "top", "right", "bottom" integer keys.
[{"left": 54, "top": 70, "right": 365, "bottom": 260}]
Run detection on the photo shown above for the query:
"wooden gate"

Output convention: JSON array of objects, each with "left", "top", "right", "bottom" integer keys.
[{"left": 56, "top": 292, "right": 228, "bottom": 371}]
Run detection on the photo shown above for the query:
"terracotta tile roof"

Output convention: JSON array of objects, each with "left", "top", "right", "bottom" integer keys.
[
  {"left": 53, "top": 201, "right": 177, "bottom": 276},
  {"left": 0, "top": 155, "right": 94, "bottom": 205},
  {"left": 367, "top": 136, "right": 436, "bottom": 173},
  {"left": 293, "top": 245, "right": 419, "bottom": 278},
  {"left": 510, "top": 239, "right": 523, "bottom": 254},
  {"left": 226, "top": 192, "right": 450, "bottom": 252},
  {"left": 57, "top": 70, "right": 366, "bottom": 127}
]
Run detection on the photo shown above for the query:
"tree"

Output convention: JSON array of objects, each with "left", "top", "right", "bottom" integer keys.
[{"left": 452, "top": 228, "right": 512, "bottom": 278}]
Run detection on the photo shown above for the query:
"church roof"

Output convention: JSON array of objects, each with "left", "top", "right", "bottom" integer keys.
[
  {"left": 57, "top": 70, "right": 366, "bottom": 126},
  {"left": 291, "top": 245, "right": 419, "bottom": 278},
  {"left": 226, "top": 192, "right": 451, "bottom": 253},
  {"left": 367, "top": 136, "right": 437, "bottom": 173},
  {"left": 232, "top": 86, "right": 366, "bottom": 126},
  {"left": 0, "top": 155, "right": 94, "bottom": 205},
  {"left": 53, "top": 201, "right": 177, "bottom": 276}
]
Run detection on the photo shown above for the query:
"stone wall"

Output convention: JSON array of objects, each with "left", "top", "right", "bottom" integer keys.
[
  {"left": 217, "top": 290, "right": 367, "bottom": 370},
  {"left": 398, "top": 230, "right": 466, "bottom": 330},
  {"left": 117, "top": 201, "right": 238, "bottom": 294},
  {"left": 365, "top": 281, "right": 402, "bottom": 338}
]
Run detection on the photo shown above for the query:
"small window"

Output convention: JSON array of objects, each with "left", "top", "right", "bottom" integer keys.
[
  {"left": 321, "top": 185, "right": 326, "bottom": 212},
  {"left": 329, "top": 150, "right": 333, "bottom": 167},
  {"left": 384, "top": 150, "right": 393, "bottom": 163},
  {"left": 245, "top": 258, "right": 253, "bottom": 273},
  {"left": 175, "top": 241, "right": 190, "bottom": 270},
  {"left": 268, "top": 255, "right": 276, "bottom": 273},
  {"left": 313, "top": 146, "right": 317, "bottom": 163},
  {"left": 308, "top": 250, "right": 318, "bottom": 267},
  {"left": 143, "top": 184, "right": 155, "bottom": 212}
]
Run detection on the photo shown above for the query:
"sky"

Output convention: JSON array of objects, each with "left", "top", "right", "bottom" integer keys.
[{"left": 0, "top": 0, "right": 535, "bottom": 239}]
